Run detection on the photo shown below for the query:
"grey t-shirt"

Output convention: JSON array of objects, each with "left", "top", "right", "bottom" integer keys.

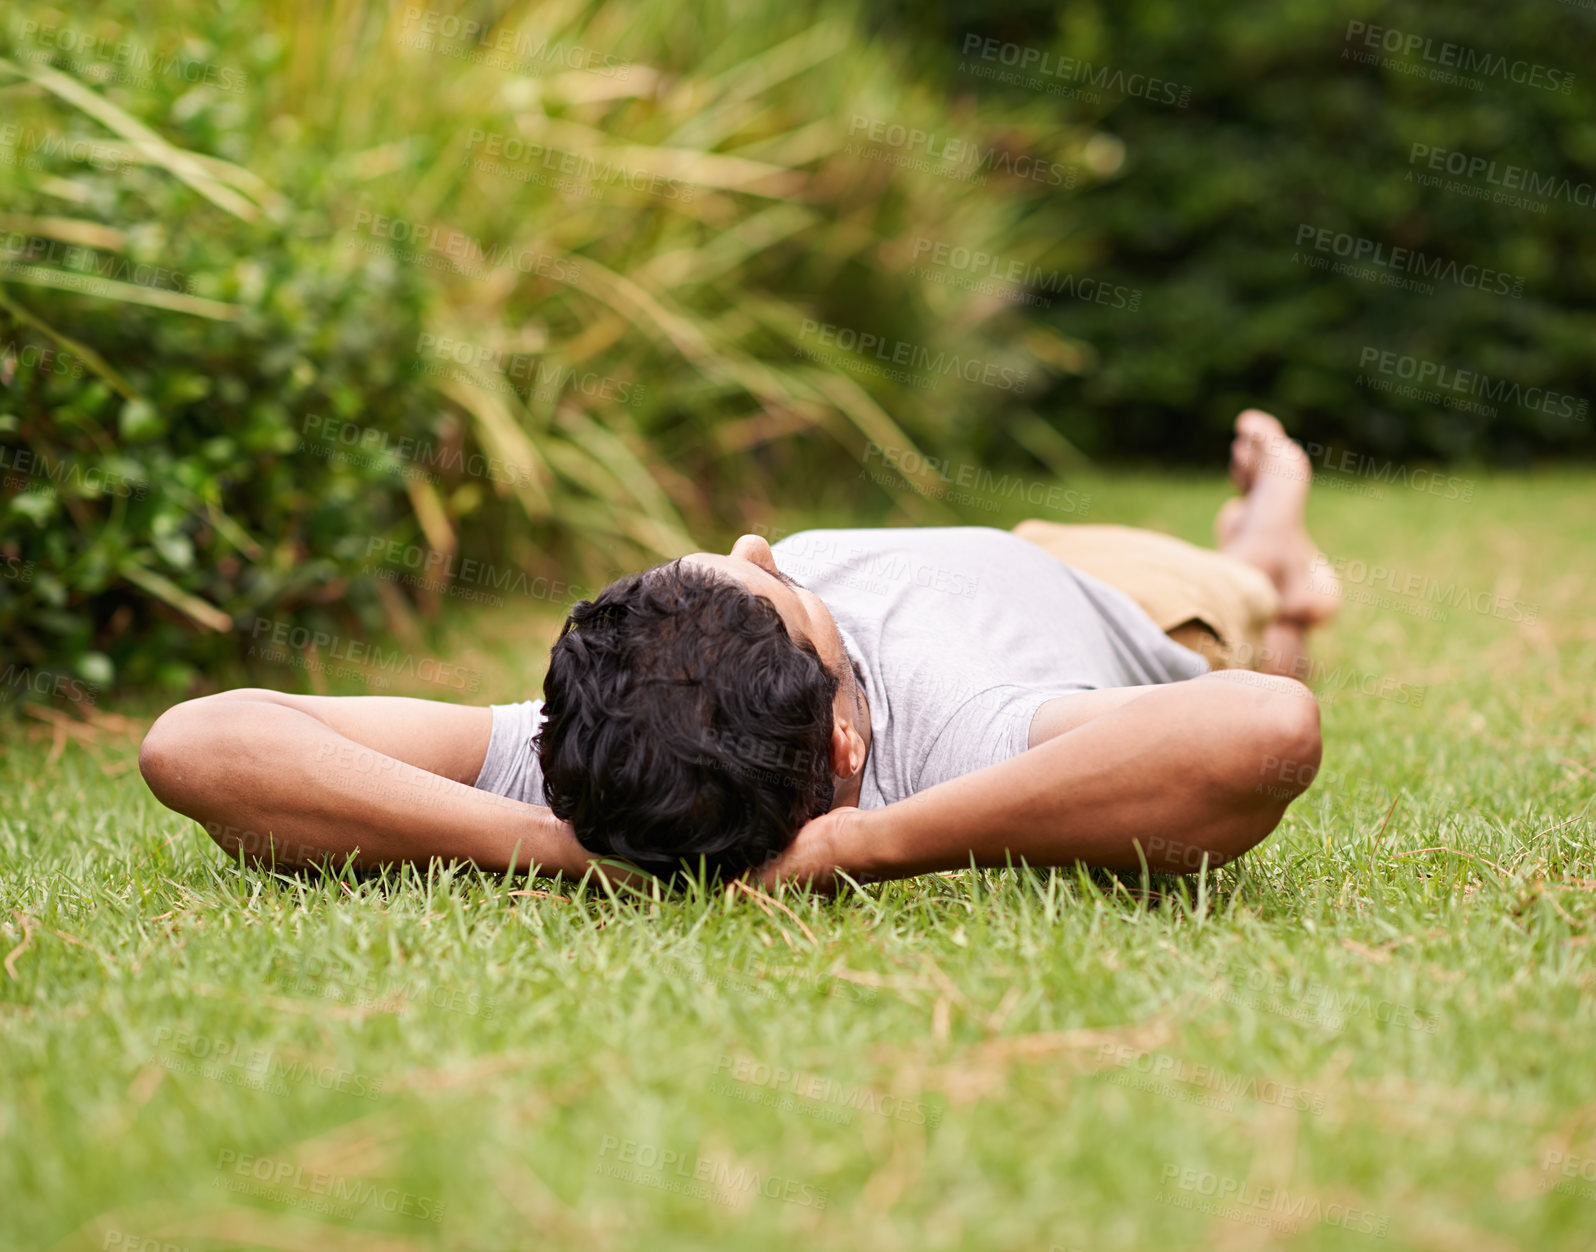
[
  {"left": 474, "top": 696, "right": 547, "bottom": 807},
  {"left": 473, "top": 526, "right": 1207, "bottom": 810},
  {"left": 770, "top": 526, "right": 1208, "bottom": 810}
]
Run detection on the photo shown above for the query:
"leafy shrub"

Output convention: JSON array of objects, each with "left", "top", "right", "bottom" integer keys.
[{"left": 0, "top": 0, "right": 1080, "bottom": 694}]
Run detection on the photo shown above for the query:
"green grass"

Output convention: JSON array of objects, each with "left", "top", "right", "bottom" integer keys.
[{"left": 4, "top": 471, "right": 1595, "bottom": 1252}]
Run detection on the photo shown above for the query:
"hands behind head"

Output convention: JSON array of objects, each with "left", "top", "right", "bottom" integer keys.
[{"left": 753, "top": 805, "right": 867, "bottom": 896}]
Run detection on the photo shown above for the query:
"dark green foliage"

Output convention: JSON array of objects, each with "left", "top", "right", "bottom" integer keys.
[
  {"left": 885, "top": 0, "right": 1596, "bottom": 463},
  {"left": 0, "top": 209, "right": 438, "bottom": 688}
]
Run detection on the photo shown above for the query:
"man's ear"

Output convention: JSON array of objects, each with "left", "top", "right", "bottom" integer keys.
[{"left": 828, "top": 718, "right": 864, "bottom": 780}]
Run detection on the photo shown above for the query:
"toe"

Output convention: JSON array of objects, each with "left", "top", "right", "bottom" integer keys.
[{"left": 1236, "top": 408, "right": 1285, "bottom": 438}]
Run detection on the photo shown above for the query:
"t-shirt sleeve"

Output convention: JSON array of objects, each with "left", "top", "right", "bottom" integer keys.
[
  {"left": 472, "top": 700, "right": 549, "bottom": 807},
  {"left": 912, "top": 686, "right": 1052, "bottom": 797}
]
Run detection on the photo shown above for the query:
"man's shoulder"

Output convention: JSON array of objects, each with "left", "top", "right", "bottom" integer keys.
[
  {"left": 770, "top": 524, "right": 1021, "bottom": 555},
  {"left": 771, "top": 526, "right": 1026, "bottom": 601},
  {"left": 772, "top": 525, "right": 1059, "bottom": 583}
]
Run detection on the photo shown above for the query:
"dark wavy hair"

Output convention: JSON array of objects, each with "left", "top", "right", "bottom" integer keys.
[{"left": 537, "top": 559, "right": 840, "bottom": 880}]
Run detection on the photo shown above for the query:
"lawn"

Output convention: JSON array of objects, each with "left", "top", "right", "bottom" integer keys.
[{"left": 3, "top": 470, "right": 1594, "bottom": 1252}]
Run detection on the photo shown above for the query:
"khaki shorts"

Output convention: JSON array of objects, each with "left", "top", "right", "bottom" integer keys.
[{"left": 1012, "top": 520, "right": 1279, "bottom": 671}]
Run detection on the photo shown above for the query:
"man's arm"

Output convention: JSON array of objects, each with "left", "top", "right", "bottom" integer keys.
[
  {"left": 764, "top": 671, "right": 1322, "bottom": 886},
  {"left": 138, "top": 689, "right": 595, "bottom": 876}
]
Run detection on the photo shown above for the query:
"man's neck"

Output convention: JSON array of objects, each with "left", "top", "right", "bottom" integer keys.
[
  {"left": 834, "top": 769, "right": 863, "bottom": 809},
  {"left": 832, "top": 696, "right": 871, "bottom": 810},
  {"left": 830, "top": 639, "right": 872, "bottom": 811}
]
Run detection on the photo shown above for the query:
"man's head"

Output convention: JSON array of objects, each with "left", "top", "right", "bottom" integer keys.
[{"left": 538, "top": 534, "right": 870, "bottom": 880}]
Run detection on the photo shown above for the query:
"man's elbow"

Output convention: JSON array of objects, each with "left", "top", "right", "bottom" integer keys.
[
  {"left": 139, "top": 692, "right": 242, "bottom": 808},
  {"left": 1249, "top": 677, "right": 1323, "bottom": 803},
  {"left": 1154, "top": 683, "right": 1317, "bottom": 873},
  {"left": 139, "top": 700, "right": 195, "bottom": 805},
  {"left": 140, "top": 692, "right": 293, "bottom": 865}
]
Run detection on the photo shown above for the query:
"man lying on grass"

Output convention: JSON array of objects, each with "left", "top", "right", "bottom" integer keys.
[{"left": 140, "top": 410, "right": 1337, "bottom": 889}]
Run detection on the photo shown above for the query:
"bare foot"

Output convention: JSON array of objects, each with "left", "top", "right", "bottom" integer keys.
[
  {"left": 1259, "top": 622, "right": 1311, "bottom": 681},
  {"left": 1218, "top": 410, "right": 1341, "bottom": 630},
  {"left": 1214, "top": 497, "right": 1246, "bottom": 548}
]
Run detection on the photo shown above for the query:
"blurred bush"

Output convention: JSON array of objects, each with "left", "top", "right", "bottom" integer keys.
[
  {"left": 0, "top": 0, "right": 1085, "bottom": 691},
  {"left": 7, "top": 0, "right": 1587, "bottom": 696},
  {"left": 885, "top": 0, "right": 1596, "bottom": 464}
]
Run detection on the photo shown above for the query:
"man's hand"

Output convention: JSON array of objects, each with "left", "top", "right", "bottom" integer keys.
[{"left": 757, "top": 805, "right": 876, "bottom": 893}]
